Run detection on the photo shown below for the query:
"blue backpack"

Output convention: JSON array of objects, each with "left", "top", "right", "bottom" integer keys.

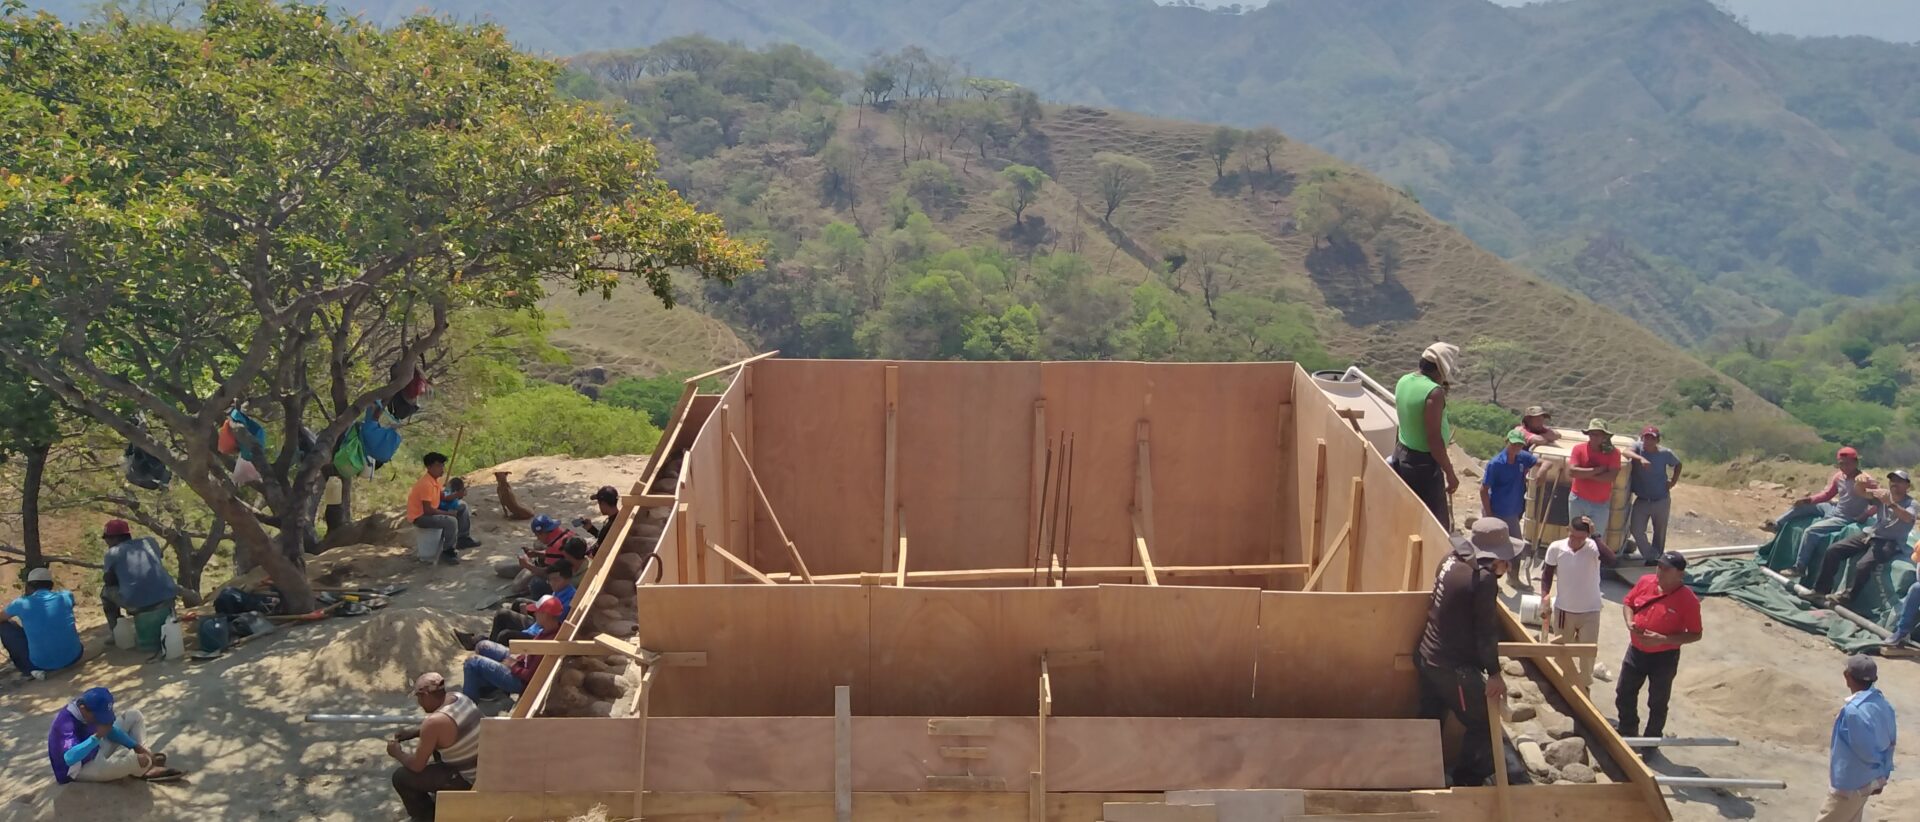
[{"left": 359, "top": 407, "right": 402, "bottom": 466}]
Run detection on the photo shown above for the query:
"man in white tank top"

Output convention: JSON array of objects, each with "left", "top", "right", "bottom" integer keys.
[{"left": 389, "top": 672, "right": 482, "bottom": 820}]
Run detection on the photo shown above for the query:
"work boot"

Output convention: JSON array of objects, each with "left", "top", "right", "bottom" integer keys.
[
  {"left": 440, "top": 551, "right": 461, "bottom": 566},
  {"left": 1779, "top": 567, "right": 1803, "bottom": 580},
  {"left": 453, "top": 629, "right": 479, "bottom": 651},
  {"left": 457, "top": 536, "right": 482, "bottom": 550}
]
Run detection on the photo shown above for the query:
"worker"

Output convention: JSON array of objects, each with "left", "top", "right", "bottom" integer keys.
[
  {"left": 1779, "top": 448, "right": 1874, "bottom": 581},
  {"left": 1626, "top": 426, "right": 1683, "bottom": 564},
  {"left": 1393, "top": 342, "right": 1460, "bottom": 526},
  {"left": 575, "top": 485, "right": 622, "bottom": 546},
  {"left": 1565, "top": 420, "right": 1623, "bottom": 550},
  {"left": 3, "top": 567, "right": 84, "bottom": 681},
  {"left": 461, "top": 565, "right": 575, "bottom": 650},
  {"left": 527, "top": 537, "right": 590, "bottom": 599},
  {"left": 409, "top": 452, "right": 480, "bottom": 565},
  {"left": 506, "top": 515, "right": 577, "bottom": 594},
  {"left": 1415, "top": 517, "right": 1518, "bottom": 787},
  {"left": 1615, "top": 552, "right": 1704, "bottom": 739},
  {"left": 1810, "top": 470, "right": 1917, "bottom": 607},
  {"left": 1540, "top": 517, "right": 1612, "bottom": 691},
  {"left": 1886, "top": 559, "right": 1920, "bottom": 653},
  {"left": 1819, "top": 656, "right": 1895, "bottom": 822},
  {"left": 99, "top": 519, "right": 178, "bottom": 634},
  {"left": 1514, "top": 405, "right": 1560, "bottom": 448},
  {"left": 460, "top": 595, "right": 563, "bottom": 702},
  {"left": 1480, "top": 429, "right": 1539, "bottom": 586},
  {"left": 390, "top": 672, "right": 482, "bottom": 821},
  {"left": 47, "top": 686, "right": 180, "bottom": 783}
]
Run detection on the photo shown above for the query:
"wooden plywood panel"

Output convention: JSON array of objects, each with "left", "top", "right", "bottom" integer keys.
[
  {"left": 895, "top": 362, "right": 1041, "bottom": 573},
  {"left": 637, "top": 792, "right": 1158, "bottom": 822},
  {"left": 1253, "top": 592, "right": 1431, "bottom": 718},
  {"left": 1292, "top": 368, "right": 1371, "bottom": 592},
  {"left": 867, "top": 586, "right": 1099, "bottom": 715},
  {"left": 751, "top": 360, "right": 889, "bottom": 575},
  {"left": 1359, "top": 454, "right": 1455, "bottom": 592},
  {"left": 473, "top": 717, "right": 640, "bottom": 793},
  {"left": 638, "top": 584, "right": 871, "bottom": 716},
  {"left": 1041, "top": 362, "right": 1151, "bottom": 573},
  {"left": 1142, "top": 363, "right": 1290, "bottom": 583},
  {"left": 679, "top": 376, "right": 747, "bottom": 583},
  {"left": 1094, "top": 585, "right": 1260, "bottom": 716}
]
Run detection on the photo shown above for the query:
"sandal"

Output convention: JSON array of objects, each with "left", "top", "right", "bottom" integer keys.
[{"left": 138, "top": 766, "right": 185, "bottom": 783}]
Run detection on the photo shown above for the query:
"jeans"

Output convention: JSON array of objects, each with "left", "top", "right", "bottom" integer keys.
[
  {"left": 1615, "top": 646, "right": 1680, "bottom": 737},
  {"left": 1795, "top": 518, "right": 1857, "bottom": 573},
  {"left": 68, "top": 708, "right": 147, "bottom": 782},
  {"left": 462, "top": 640, "right": 524, "bottom": 699},
  {"left": 414, "top": 504, "right": 471, "bottom": 555},
  {"left": 392, "top": 762, "right": 471, "bottom": 821},
  {"left": 1567, "top": 495, "right": 1612, "bottom": 542},
  {"left": 489, "top": 607, "right": 534, "bottom": 646},
  {"left": 1628, "top": 495, "right": 1671, "bottom": 559},
  {"left": 1416, "top": 659, "right": 1492, "bottom": 787},
  {"left": 1890, "top": 581, "right": 1920, "bottom": 640},
  {"left": 1393, "top": 446, "right": 1450, "bottom": 528},
  {"left": 1778, "top": 500, "right": 1837, "bottom": 530},
  {"left": 1811, "top": 535, "right": 1900, "bottom": 602}
]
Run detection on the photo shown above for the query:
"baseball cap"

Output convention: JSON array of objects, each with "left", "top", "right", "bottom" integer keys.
[
  {"left": 1452, "top": 517, "right": 1522, "bottom": 562},
  {"left": 533, "top": 595, "right": 566, "bottom": 617},
  {"left": 26, "top": 567, "right": 53, "bottom": 584},
  {"left": 102, "top": 519, "right": 131, "bottom": 538},
  {"left": 1838, "top": 446, "right": 1860, "bottom": 460},
  {"left": 412, "top": 672, "right": 447, "bottom": 695},
  {"left": 1655, "top": 551, "right": 1688, "bottom": 571},
  {"left": 591, "top": 485, "right": 620, "bottom": 506},
  {"left": 79, "top": 687, "right": 115, "bottom": 727},
  {"left": 1890, "top": 469, "right": 1912, "bottom": 484},
  {"left": 1845, "top": 654, "right": 1878, "bottom": 684},
  {"left": 1584, "top": 418, "right": 1612, "bottom": 436},
  {"left": 1506, "top": 429, "right": 1527, "bottom": 445},
  {"left": 530, "top": 514, "right": 559, "bottom": 534},
  {"left": 1523, "top": 405, "right": 1551, "bottom": 418},
  {"left": 1641, "top": 426, "right": 1661, "bottom": 439}
]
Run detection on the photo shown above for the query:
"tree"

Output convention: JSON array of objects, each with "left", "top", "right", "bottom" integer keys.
[
  {"left": 1464, "top": 336, "right": 1531, "bottom": 406},
  {"left": 818, "top": 140, "right": 859, "bottom": 205},
  {"left": 1245, "top": 126, "right": 1286, "bottom": 175},
  {"left": 1205, "top": 126, "right": 1242, "bottom": 179},
  {"left": 1158, "top": 233, "right": 1282, "bottom": 318},
  {"left": 1661, "top": 376, "right": 1737, "bottom": 416},
  {"left": 1213, "top": 294, "right": 1334, "bottom": 367},
  {"left": 0, "top": 366, "right": 69, "bottom": 568},
  {"left": 0, "top": 1, "right": 760, "bottom": 611},
  {"left": 1092, "top": 152, "right": 1155, "bottom": 223},
  {"left": 900, "top": 160, "right": 962, "bottom": 210},
  {"left": 1007, "top": 88, "right": 1043, "bottom": 133},
  {"left": 1294, "top": 168, "right": 1398, "bottom": 249},
  {"left": 994, "top": 164, "right": 1050, "bottom": 227}
]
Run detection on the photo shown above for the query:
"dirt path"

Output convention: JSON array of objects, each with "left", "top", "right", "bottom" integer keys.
[{"left": 0, "top": 454, "right": 644, "bottom": 821}]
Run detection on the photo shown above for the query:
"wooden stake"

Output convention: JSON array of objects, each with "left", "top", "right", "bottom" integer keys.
[
  {"left": 1344, "top": 476, "right": 1366, "bottom": 592},
  {"left": 694, "top": 522, "right": 708, "bottom": 585},
  {"left": 1302, "top": 523, "right": 1352, "bottom": 593},
  {"left": 895, "top": 509, "right": 909, "bottom": 587},
  {"left": 707, "top": 538, "right": 775, "bottom": 585},
  {"left": 720, "top": 404, "right": 737, "bottom": 566},
  {"left": 1132, "top": 513, "right": 1159, "bottom": 586},
  {"left": 631, "top": 664, "right": 655, "bottom": 821},
  {"left": 835, "top": 685, "right": 852, "bottom": 822},
  {"left": 1133, "top": 421, "right": 1156, "bottom": 583},
  {"left": 1272, "top": 397, "right": 1297, "bottom": 591},
  {"left": 1403, "top": 535, "right": 1425, "bottom": 592},
  {"left": 1308, "top": 439, "right": 1328, "bottom": 575},
  {"left": 1029, "top": 400, "right": 1046, "bottom": 579},
  {"left": 1489, "top": 693, "right": 1512, "bottom": 822},
  {"left": 1032, "top": 657, "right": 1051, "bottom": 822},
  {"left": 674, "top": 502, "right": 690, "bottom": 585},
  {"left": 883, "top": 365, "right": 899, "bottom": 572},
  {"left": 730, "top": 433, "right": 812, "bottom": 583}
]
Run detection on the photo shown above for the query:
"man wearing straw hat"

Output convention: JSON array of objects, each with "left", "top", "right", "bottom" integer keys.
[
  {"left": 1514, "top": 405, "right": 1560, "bottom": 448},
  {"left": 1394, "top": 342, "right": 1461, "bottom": 527},
  {"left": 1566, "top": 419, "right": 1625, "bottom": 550}
]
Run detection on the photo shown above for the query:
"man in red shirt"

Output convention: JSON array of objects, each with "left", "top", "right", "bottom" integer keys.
[
  {"left": 1615, "top": 551, "right": 1705, "bottom": 738},
  {"left": 1566, "top": 419, "right": 1626, "bottom": 551}
]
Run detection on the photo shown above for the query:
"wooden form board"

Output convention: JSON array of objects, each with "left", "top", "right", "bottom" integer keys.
[
  {"left": 867, "top": 586, "right": 1099, "bottom": 716},
  {"left": 749, "top": 360, "right": 889, "bottom": 575},
  {"left": 632, "top": 715, "right": 1442, "bottom": 793},
  {"left": 896, "top": 362, "right": 1042, "bottom": 574},
  {"left": 472, "top": 717, "right": 640, "bottom": 793},
  {"left": 638, "top": 584, "right": 871, "bottom": 717},
  {"left": 1253, "top": 591, "right": 1432, "bottom": 718}
]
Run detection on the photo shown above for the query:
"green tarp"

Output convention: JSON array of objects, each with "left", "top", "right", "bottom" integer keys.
[{"left": 1683, "top": 516, "right": 1915, "bottom": 654}]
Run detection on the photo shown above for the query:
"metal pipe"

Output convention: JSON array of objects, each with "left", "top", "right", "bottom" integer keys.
[
  {"left": 303, "top": 713, "right": 418, "bottom": 724},
  {"left": 1675, "top": 545, "right": 1760, "bottom": 559},
  {"left": 1623, "top": 737, "right": 1739, "bottom": 748},
  {"left": 1655, "top": 776, "right": 1786, "bottom": 790},
  {"left": 1339, "top": 365, "right": 1393, "bottom": 403},
  {"left": 1758, "top": 566, "right": 1892, "bottom": 639}
]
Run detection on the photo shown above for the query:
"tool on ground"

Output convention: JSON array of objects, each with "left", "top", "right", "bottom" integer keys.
[
  {"left": 303, "top": 713, "right": 420, "bottom": 724},
  {"left": 1653, "top": 775, "right": 1785, "bottom": 790},
  {"left": 1622, "top": 737, "right": 1738, "bottom": 747}
]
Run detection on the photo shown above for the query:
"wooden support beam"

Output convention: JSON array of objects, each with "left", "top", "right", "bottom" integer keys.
[
  {"left": 674, "top": 502, "right": 690, "bottom": 585},
  {"left": 706, "top": 538, "right": 775, "bottom": 585},
  {"left": 694, "top": 522, "right": 709, "bottom": 585},
  {"left": 720, "top": 403, "right": 736, "bottom": 564},
  {"left": 1345, "top": 475, "right": 1366, "bottom": 592},
  {"left": 1403, "top": 535, "right": 1426, "bottom": 592},
  {"left": 1029, "top": 400, "right": 1046, "bottom": 579},
  {"left": 632, "top": 493, "right": 676, "bottom": 508},
  {"left": 631, "top": 665, "right": 655, "bottom": 821},
  {"left": 1133, "top": 420, "right": 1159, "bottom": 585},
  {"left": 1336, "top": 407, "right": 1365, "bottom": 433},
  {"left": 834, "top": 685, "right": 852, "bottom": 822},
  {"left": 895, "top": 509, "right": 909, "bottom": 587},
  {"left": 1498, "top": 642, "right": 1598, "bottom": 660},
  {"left": 883, "top": 365, "right": 900, "bottom": 573},
  {"left": 1301, "top": 522, "right": 1353, "bottom": 593},
  {"left": 1489, "top": 693, "right": 1513, "bottom": 822},
  {"left": 1032, "top": 657, "right": 1052, "bottom": 822},
  {"left": 926, "top": 775, "right": 1007, "bottom": 791},
  {"left": 1308, "top": 439, "right": 1328, "bottom": 574},
  {"left": 1131, "top": 514, "right": 1159, "bottom": 586},
  {"left": 940, "top": 746, "right": 989, "bottom": 760},
  {"left": 769, "top": 563, "right": 1310, "bottom": 585},
  {"left": 730, "top": 432, "right": 813, "bottom": 583},
  {"left": 927, "top": 718, "right": 995, "bottom": 736},
  {"left": 680, "top": 349, "right": 779, "bottom": 386},
  {"left": 1271, "top": 397, "right": 1297, "bottom": 591}
]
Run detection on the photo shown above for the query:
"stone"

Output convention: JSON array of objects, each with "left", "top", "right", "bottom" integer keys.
[
  {"left": 1502, "top": 660, "right": 1525, "bottom": 677},
  {"left": 1545, "top": 737, "right": 1589, "bottom": 769},
  {"left": 598, "top": 618, "right": 640, "bottom": 638},
  {"left": 609, "top": 553, "right": 646, "bottom": 582},
  {"left": 595, "top": 594, "right": 623, "bottom": 612},
  {"left": 1685, "top": 510, "right": 1700, "bottom": 518},
  {"left": 583, "top": 671, "right": 626, "bottom": 700},
  {"left": 603, "top": 654, "right": 631, "bottom": 671},
  {"left": 1535, "top": 709, "right": 1577, "bottom": 739},
  {"left": 586, "top": 700, "right": 615, "bottom": 717},
  {"left": 557, "top": 667, "right": 585, "bottom": 689},
  {"left": 635, "top": 523, "right": 664, "bottom": 539},
  {"left": 1516, "top": 740, "right": 1551, "bottom": 776},
  {"left": 1510, "top": 704, "right": 1538, "bottom": 723},
  {"left": 1556, "top": 762, "right": 1597, "bottom": 784}
]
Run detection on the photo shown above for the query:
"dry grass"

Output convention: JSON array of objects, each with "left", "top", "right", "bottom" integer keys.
[{"left": 541, "top": 279, "right": 752, "bottom": 380}]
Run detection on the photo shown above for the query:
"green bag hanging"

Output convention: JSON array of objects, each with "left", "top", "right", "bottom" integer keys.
[{"left": 332, "top": 425, "right": 367, "bottom": 478}]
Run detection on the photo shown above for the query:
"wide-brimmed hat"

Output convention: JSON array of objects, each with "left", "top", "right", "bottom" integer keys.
[
  {"left": 1583, "top": 418, "right": 1612, "bottom": 436},
  {"left": 1523, "top": 405, "right": 1551, "bottom": 419},
  {"left": 1451, "top": 517, "right": 1522, "bottom": 562}
]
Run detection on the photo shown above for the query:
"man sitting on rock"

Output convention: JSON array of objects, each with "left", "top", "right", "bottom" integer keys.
[
  {"left": 492, "top": 514, "right": 576, "bottom": 594},
  {"left": 459, "top": 595, "right": 563, "bottom": 703}
]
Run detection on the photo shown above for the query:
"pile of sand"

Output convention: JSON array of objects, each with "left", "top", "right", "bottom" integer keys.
[
  {"left": 227, "top": 607, "right": 468, "bottom": 701},
  {"left": 1679, "top": 661, "right": 1834, "bottom": 747}
]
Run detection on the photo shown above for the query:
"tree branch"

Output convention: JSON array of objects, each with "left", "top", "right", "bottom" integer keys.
[{"left": 0, "top": 544, "right": 103, "bottom": 570}]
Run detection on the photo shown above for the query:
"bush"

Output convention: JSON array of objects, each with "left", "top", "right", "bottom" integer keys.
[
  {"left": 1450, "top": 399, "right": 1514, "bottom": 437},
  {"left": 1662, "top": 409, "right": 1830, "bottom": 464},
  {"left": 455, "top": 384, "right": 662, "bottom": 470},
  {"left": 602, "top": 374, "right": 689, "bottom": 428}
]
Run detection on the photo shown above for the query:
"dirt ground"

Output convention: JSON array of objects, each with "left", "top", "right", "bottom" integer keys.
[{"left": 0, "top": 454, "right": 644, "bottom": 821}]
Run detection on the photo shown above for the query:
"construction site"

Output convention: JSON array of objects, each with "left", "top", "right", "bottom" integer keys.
[{"left": 435, "top": 356, "right": 1672, "bottom": 822}]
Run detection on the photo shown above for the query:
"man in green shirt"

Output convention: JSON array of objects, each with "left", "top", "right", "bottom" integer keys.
[{"left": 1394, "top": 342, "right": 1460, "bottom": 528}]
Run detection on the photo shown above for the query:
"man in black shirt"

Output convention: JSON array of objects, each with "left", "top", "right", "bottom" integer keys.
[{"left": 1415, "top": 517, "right": 1519, "bottom": 787}]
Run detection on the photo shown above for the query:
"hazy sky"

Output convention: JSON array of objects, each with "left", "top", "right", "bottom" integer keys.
[{"left": 1489, "top": 0, "right": 1920, "bottom": 42}]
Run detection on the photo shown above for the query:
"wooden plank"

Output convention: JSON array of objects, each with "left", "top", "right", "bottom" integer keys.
[
  {"left": 695, "top": 522, "right": 709, "bottom": 585},
  {"left": 883, "top": 365, "right": 899, "bottom": 573},
  {"left": 708, "top": 538, "right": 776, "bottom": 585},
  {"left": 721, "top": 403, "right": 737, "bottom": 564},
  {"left": 1165, "top": 789, "right": 1305, "bottom": 819},
  {"left": 751, "top": 360, "right": 887, "bottom": 576},
  {"left": 681, "top": 349, "right": 780, "bottom": 386},
  {"left": 1301, "top": 523, "right": 1352, "bottom": 593},
  {"left": 1254, "top": 591, "right": 1432, "bottom": 718},
  {"left": 777, "top": 563, "right": 1308, "bottom": 585},
  {"left": 940, "top": 746, "right": 989, "bottom": 759},
  {"left": 1034, "top": 658, "right": 1051, "bottom": 822},
  {"left": 639, "top": 584, "right": 871, "bottom": 717},
  {"left": 634, "top": 493, "right": 677, "bottom": 507},
  {"left": 895, "top": 510, "right": 909, "bottom": 587},
  {"left": 731, "top": 431, "right": 813, "bottom": 583},
  {"left": 1344, "top": 476, "right": 1366, "bottom": 592},
  {"left": 435, "top": 791, "right": 634, "bottom": 822},
  {"left": 1489, "top": 694, "right": 1512, "bottom": 822},
  {"left": 927, "top": 718, "right": 997, "bottom": 736},
  {"left": 1403, "top": 535, "right": 1425, "bottom": 592},
  {"left": 638, "top": 383, "right": 698, "bottom": 489},
  {"left": 868, "top": 586, "right": 1098, "bottom": 716},
  {"left": 926, "top": 775, "right": 1007, "bottom": 791},
  {"left": 633, "top": 791, "right": 1161, "bottom": 822},
  {"left": 632, "top": 665, "right": 654, "bottom": 820},
  {"left": 1133, "top": 420, "right": 1159, "bottom": 586},
  {"left": 472, "top": 717, "right": 641, "bottom": 792},
  {"left": 674, "top": 502, "right": 690, "bottom": 584},
  {"left": 1272, "top": 395, "right": 1298, "bottom": 590},
  {"left": 508, "top": 639, "right": 616, "bottom": 656},
  {"left": 1498, "top": 642, "right": 1597, "bottom": 659},
  {"left": 1097, "top": 584, "right": 1260, "bottom": 717},
  {"left": 835, "top": 685, "right": 852, "bottom": 822},
  {"left": 1102, "top": 804, "right": 1218, "bottom": 822},
  {"left": 1030, "top": 399, "right": 1047, "bottom": 580},
  {"left": 1132, "top": 514, "right": 1160, "bottom": 586},
  {"left": 1308, "top": 439, "right": 1328, "bottom": 574}
]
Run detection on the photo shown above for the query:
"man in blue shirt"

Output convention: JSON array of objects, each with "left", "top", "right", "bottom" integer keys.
[
  {"left": 1480, "top": 429, "right": 1538, "bottom": 585},
  {"left": 1823, "top": 655, "right": 1896, "bottom": 821},
  {"left": 3, "top": 568, "right": 84, "bottom": 681},
  {"left": 1626, "top": 426, "right": 1683, "bottom": 563},
  {"left": 99, "top": 519, "right": 178, "bottom": 630}
]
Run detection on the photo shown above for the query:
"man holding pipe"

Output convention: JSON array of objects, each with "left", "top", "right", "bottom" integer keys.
[{"left": 390, "top": 672, "right": 482, "bottom": 821}]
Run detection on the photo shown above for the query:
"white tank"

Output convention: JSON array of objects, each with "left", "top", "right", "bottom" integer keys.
[{"left": 1311, "top": 368, "right": 1399, "bottom": 459}]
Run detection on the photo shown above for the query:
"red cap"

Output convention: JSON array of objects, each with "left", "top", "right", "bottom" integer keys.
[
  {"left": 1838, "top": 446, "right": 1860, "bottom": 459},
  {"left": 532, "top": 595, "right": 566, "bottom": 617},
  {"left": 102, "top": 519, "right": 132, "bottom": 538},
  {"left": 1641, "top": 426, "right": 1661, "bottom": 438}
]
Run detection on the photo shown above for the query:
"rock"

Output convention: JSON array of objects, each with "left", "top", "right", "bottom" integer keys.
[
  {"left": 595, "top": 594, "right": 623, "bottom": 612},
  {"left": 586, "top": 700, "right": 615, "bottom": 717},
  {"left": 557, "top": 668, "right": 586, "bottom": 689},
  {"left": 609, "top": 553, "right": 646, "bottom": 582},
  {"left": 1512, "top": 723, "right": 1548, "bottom": 747},
  {"left": 1516, "top": 740, "right": 1551, "bottom": 776},
  {"left": 1685, "top": 510, "right": 1700, "bottom": 518},
  {"left": 604, "top": 654, "right": 631, "bottom": 671},
  {"left": 583, "top": 671, "right": 626, "bottom": 700},
  {"left": 1510, "top": 704, "right": 1538, "bottom": 723},
  {"left": 1535, "top": 709, "right": 1577, "bottom": 739},
  {"left": 1502, "top": 660, "right": 1525, "bottom": 677},
  {"left": 1545, "top": 737, "right": 1589, "bottom": 769},
  {"left": 598, "top": 618, "right": 639, "bottom": 638},
  {"left": 635, "top": 523, "right": 664, "bottom": 539},
  {"left": 1557, "top": 762, "right": 1597, "bottom": 784}
]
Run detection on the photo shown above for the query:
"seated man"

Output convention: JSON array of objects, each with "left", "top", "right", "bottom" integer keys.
[
  {"left": 1812, "top": 470, "right": 1917, "bottom": 606},
  {"left": 1775, "top": 449, "right": 1872, "bottom": 570},
  {"left": 1886, "top": 567, "right": 1920, "bottom": 654},
  {"left": 460, "top": 596, "right": 563, "bottom": 702},
  {"left": 461, "top": 565, "right": 575, "bottom": 649},
  {"left": 575, "top": 485, "right": 622, "bottom": 547},
  {"left": 48, "top": 686, "right": 180, "bottom": 783},
  {"left": 494, "top": 515, "right": 577, "bottom": 594},
  {"left": 527, "top": 538, "right": 591, "bottom": 599},
  {"left": 99, "top": 519, "right": 178, "bottom": 633},
  {"left": 3, "top": 568, "right": 84, "bottom": 681},
  {"left": 389, "top": 673, "right": 481, "bottom": 821},
  {"left": 409, "top": 453, "right": 480, "bottom": 565}
]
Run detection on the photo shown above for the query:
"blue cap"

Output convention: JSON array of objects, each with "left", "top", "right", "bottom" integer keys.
[
  {"left": 79, "top": 687, "right": 115, "bottom": 727},
  {"left": 530, "top": 514, "right": 558, "bottom": 534}
]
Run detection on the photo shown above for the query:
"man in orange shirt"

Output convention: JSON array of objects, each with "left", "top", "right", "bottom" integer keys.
[{"left": 410, "top": 452, "right": 479, "bottom": 564}]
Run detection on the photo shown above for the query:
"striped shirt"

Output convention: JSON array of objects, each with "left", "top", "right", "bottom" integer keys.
[{"left": 432, "top": 692, "right": 483, "bottom": 782}]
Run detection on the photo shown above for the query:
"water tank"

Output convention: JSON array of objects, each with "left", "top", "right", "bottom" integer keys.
[{"left": 1311, "top": 368, "right": 1399, "bottom": 460}]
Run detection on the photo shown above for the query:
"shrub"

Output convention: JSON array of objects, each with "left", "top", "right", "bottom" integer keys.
[
  {"left": 456, "top": 384, "right": 662, "bottom": 470},
  {"left": 602, "top": 374, "right": 690, "bottom": 428},
  {"left": 1662, "top": 409, "right": 1829, "bottom": 464},
  {"left": 1455, "top": 429, "right": 1507, "bottom": 461},
  {"left": 1449, "top": 399, "right": 1515, "bottom": 437}
]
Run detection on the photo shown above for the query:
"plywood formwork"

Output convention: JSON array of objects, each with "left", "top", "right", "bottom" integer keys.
[{"left": 449, "top": 357, "right": 1671, "bottom": 822}]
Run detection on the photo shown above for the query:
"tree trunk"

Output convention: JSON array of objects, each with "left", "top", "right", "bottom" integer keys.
[
  {"left": 19, "top": 440, "right": 48, "bottom": 567},
  {"left": 206, "top": 488, "right": 314, "bottom": 611}
]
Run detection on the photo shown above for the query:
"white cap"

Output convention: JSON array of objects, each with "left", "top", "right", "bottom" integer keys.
[{"left": 26, "top": 567, "right": 53, "bottom": 584}]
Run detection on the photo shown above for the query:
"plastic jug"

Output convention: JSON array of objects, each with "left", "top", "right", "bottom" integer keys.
[
  {"left": 161, "top": 614, "right": 185, "bottom": 660},
  {"left": 112, "top": 619, "right": 137, "bottom": 650}
]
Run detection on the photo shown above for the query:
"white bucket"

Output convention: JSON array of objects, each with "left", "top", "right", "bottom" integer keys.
[
  {"left": 112, "top": 619, "right": 137, "bottom": 649},
  {"left": 1517, "top": 594, "right": 1544, "bottom": 627}
]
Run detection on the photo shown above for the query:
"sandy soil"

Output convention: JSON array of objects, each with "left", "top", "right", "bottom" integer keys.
[{"left": 0, "top": 454, "right": 644, "bottom": 821}]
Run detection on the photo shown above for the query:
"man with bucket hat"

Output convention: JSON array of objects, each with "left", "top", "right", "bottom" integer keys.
[
  {"left": 1414, "top": 517, "right": 1520, "bottom": 786},
  {"left": 1514, "top": 405, "right": 1560, "bottom": 448},
  {"left": 1566, "top": 419, "right": 1624, "bottom": 549}
]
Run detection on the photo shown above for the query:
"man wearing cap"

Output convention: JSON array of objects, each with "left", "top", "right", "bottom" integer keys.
[
  {"left": 391, "top": 672, "right": 483, "bottom": 820},
  {"left": 1514, "top": 405, "right": 1560, "bottom": 448},
  {"left": 409, "top": 452, "right": 479, "bottom": 566},
  {"left": 1415, "top": 517, "right": 1518, "bottom": 786},
  {"left": 3, "top": 567, "right": 83, "bottom": 681},
  {"left": 99, "top": 519, "right": 177, "bottom": 632},
  {"left": 1616, "top": 552, "right": 1705, "bottom": 738},
  {"left": 1541, "top": 517, "right": 1613, "bottom": 691},
  {"left": 576, "top": 485, "right": 622, "bottom": 547},
  {"left": 1820, "top": 655, "right": 1895, "bottom": 822},
  {"left": 1480, "top": 429, "right": 1540, "bottom": 585},
  {"left": 460, "top": 594, "right": 563, "bottom": 702},
  {"left": 1567, "top": 420, "right": 1625, "bottom": 548},
  {"left": 1779, "top": 448, "right": 1874, "bottom": 580},
  {"left": 46, "top": 686, "right": 179, "bottom": 783},
  {"left": 1627, "top": 426, "right": 1683, "bottom": 564},
  {"left": 1394, "top": 342, "right": 1460, "bottom": 525},
  {"left": 1810, "top": 470, "right": 1918, "bottom": 607}
]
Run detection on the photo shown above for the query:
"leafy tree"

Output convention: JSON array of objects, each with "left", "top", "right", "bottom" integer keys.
[
  {"left": 994, "top": 164, "right": 1050, "bottom": 227},
  {"left": 602, "top": 373, "right": 693, "bottom": 428},
  {"left": 965, "top": 76, "right": 1017, "bottom": 102},
  {"left": 1159, "top": 233, "right": 1282, "bottom": 318},
  {"left": 900, "top": 160, "right": 962, "bottom": 210},
  {"left": 962, "top": 304, "right": 1043, "bottom": 361},
  {"left": 1007, "top": 88, "right": 1044, "bottom": 132},
  {"left": 0, "top": 1, "right": 759, "bottom": 610},
  {"left": 1464, "top": 336, "right": 1531, "bottom": 406},
  {"left": 1295, "top": 168, "right": 1398, "bottom": 249},
  {"left": 1092, "top": 152, "right": 1155, "bottom": 223},
  {"left": 1659, "top": 376, "right": 1737, "bottom": 416},
  {"left": 1205, "top": 126, "right": 1242, "bottom": 179},
  {"left": 1245, "top": 126, "right": 1287, "bottom": 175},
  {"left": 0, "top": 366, "right": 69, "bottom": 567},
  {"left": 818, "top": 140, "right": 859, "bottom": 205},
  {"left": 1212, "top": 294, "right": 1334, "bottom": 367}
]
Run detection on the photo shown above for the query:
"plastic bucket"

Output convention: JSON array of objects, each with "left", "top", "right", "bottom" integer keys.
[
  {"left": 1517, "top": 594, "right": 1544, "bottom": 627},
  {"left": 111, "top": 619, "right": 137, "bottom": 649}
]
